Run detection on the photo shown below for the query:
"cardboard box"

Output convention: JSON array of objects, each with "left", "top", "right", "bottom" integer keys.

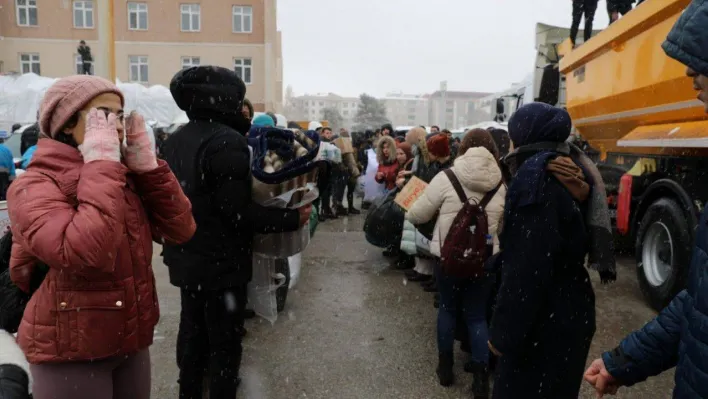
[{"left": 395, "top": 176, "right": 428, "bottom": 211}]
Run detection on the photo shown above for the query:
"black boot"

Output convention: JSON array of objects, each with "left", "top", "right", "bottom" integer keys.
[
  {"left": 383, "top": 246, "right": 399, "bottom": 258},
  {"left": 469, "top": 362, "right": 490, "bottom": 399},
  {"left": 422, "top": 279, "right": 438, "bottom": 292},
  {"left": 348, "top": 206, "right": 361, "bottom": 215},
  {"left": 336, "top": 204, "right": 349, "bottom": 216},
  {"left": 393, "top": 254, "right": 415, "bottom": 270},
  {"left": 436, "top": 352, "right": 455, "bottom": 387}
]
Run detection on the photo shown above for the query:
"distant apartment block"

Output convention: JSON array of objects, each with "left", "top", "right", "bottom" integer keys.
[
  {"left": 289, "top": 93, "right": 360, "bottom": 126},
  {"left": 0, "top": 0, "right": 284, "bottom": 112},
  {"left": 428, "top": 90, "right": 491, "bottom": 128},
  {"left": 381, "top": 92, "right": 429, "bottom": 127}
]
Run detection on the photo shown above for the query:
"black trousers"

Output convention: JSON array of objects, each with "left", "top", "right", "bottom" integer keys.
[
  {"left": 176, "top": 287, "right": 245, "bottom": 399},
  {"left": 81, "top": 62, "right": 92, "bottom": 75},
  {"left": 334, "top": 169, "right": 356, "bottom": 208},
  {"left": 570, "top": 0, "right": 598, "bottom": 45},
  {"left": 607, "top": 0, "right": 633, "bottom": 22}
]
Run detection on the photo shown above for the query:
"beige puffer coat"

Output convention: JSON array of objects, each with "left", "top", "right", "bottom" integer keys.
[{"left": 406, "top": 146, "right": 506, "bottom": 257}]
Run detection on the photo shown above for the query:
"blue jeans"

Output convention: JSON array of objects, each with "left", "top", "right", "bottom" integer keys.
[{"left": 437, "top": 269, "right": 493, "bottom": 364}]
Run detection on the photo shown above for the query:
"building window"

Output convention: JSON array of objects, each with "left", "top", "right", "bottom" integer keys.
[
  {"left": 343, "top": 110, "right": 349, "bottom": 116},
  {"left": 19, "top": 53, "right": 40, "bottom": 75},
  {"left": 319, "top": 102, "right": 323, "bottom": 107},
  {"left": 180, "top": 4, "right": 200, "bottom": 32},
  {"left": 16, "top": 0, "right": 38, "bottom": 26},
  {"left": 233, "top": 58, "right": 252, "bottom": 84},
  {"left": 181, "top": 56, "right": 200, "bottom": 70},
  {"left": 232, "top": 6, "right": 252, "bottom": 33},
  {"left": 129, "top": 55, "right": 149, "bottom": 83},
  {"left": 128, "top": 2, "right": 148, "bottom": 30},
  {"left": 75, "top": 55, "right": 94, "bottom": 74},
  {"left": 73, "top": 1, "right": 94, "bottom": 28}
]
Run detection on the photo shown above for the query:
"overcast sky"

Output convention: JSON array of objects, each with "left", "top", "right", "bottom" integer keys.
[{"left": 278, "top": 0, "right": 613, "bottom": 97}]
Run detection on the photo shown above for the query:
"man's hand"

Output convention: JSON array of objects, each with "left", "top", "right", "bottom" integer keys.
[
  {"left": 584, "top": 358, "right": 620, "bottom": 398},
  {"left": 376, "top": 172, "right": 384, "bottom": 180},
  {"left": 396, "top": 178, "right": 405, "bottom": 188},
  {"left": 298, "top": 205, "right": 313, "bottom": 227}
]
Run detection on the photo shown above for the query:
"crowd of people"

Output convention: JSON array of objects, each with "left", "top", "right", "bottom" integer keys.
[
  {"left": 356, "top": 1, "right": 708, "bottom": 398},
  {"left": 0, "top": 1, "right": 705, "bottom": 398}
]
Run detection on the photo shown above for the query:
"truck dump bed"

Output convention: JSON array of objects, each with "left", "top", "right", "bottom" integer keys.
[{"left": 559, "top": 0, "right": 706, "bottom": 157}]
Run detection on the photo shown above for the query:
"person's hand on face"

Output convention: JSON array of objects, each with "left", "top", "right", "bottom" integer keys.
[
  {"left": 80, "top": 108, "right": 122, "bottom": 164},
  {"left": 123, "top": 111, "right": 158, "bottom": 173},
  {"left": 583, "top": 358, "right": 620, "bottom": 398}
]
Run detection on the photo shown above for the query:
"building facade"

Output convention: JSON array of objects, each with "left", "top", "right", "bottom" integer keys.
[
  {"left": 381, "top": 92, "right": 428, "bottom": 128},
  {"left": 428, "top": 90, "right": 491, "bottom": 129},
  {"left": 0, "top": 0, "right": 283, "bottom": 112},
  {"left": 289, "top": 93, "right": 359, "bottom": 127}
]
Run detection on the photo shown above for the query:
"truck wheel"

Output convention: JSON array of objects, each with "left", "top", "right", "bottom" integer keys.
[
  {"left": 274, "top": 258, "right": 290, "bottom": 313},
  {"left": 635, "top": 198, "right": 691, "bottom": 311}
]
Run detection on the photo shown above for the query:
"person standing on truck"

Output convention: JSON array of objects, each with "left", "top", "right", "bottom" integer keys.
[
  {"left": 77, "top": 40, "right": 93, "bottom": 75},
  {"left": 584, "top": 1, "right": 708, "bottom": 397},
  {"left": 570, "top": 0, "right": 599, "bottom": 47},
  {"left": 607, "top": 0, "right": 635, "bottom": 23}
]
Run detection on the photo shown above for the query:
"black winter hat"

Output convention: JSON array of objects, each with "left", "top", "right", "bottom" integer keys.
[{"left": 170, "top": 66, "right": 247, "bottom": 121}]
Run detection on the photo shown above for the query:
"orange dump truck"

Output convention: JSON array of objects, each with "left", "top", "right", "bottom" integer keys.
[{"left": 537, "top": 0, "right": 707, "bottom": 310}]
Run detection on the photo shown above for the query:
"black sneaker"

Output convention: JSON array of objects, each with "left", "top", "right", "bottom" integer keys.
[{"left": 348, "top": 207, "right": 361, "bottom": 215}]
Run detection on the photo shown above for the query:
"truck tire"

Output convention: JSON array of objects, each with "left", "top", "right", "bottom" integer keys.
[
  {"left": 635, "top": 198, "right": 691, "bottom": 311},
  {"left": 274, "top": 258, "right": 290, "bottom": 313}
]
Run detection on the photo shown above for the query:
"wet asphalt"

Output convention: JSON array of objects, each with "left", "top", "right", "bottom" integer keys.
[{"left": 149, "top": 212, "right": 675, "bottom": 399}]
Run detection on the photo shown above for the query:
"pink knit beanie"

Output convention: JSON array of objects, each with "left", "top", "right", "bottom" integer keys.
[{"left": 39, "top": 75, "right": 124, "bottom": 138}]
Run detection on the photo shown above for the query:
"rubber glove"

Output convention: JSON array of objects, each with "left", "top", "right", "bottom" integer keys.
[
  {"left": 80, "top": 108, "right": 121, "bottom": 164},
  {"left": 122, "top": 111, "right": 158, "bottom": 173}
]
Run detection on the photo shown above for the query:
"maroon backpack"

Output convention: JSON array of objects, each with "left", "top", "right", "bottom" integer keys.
[{"left": 440, "top": 169, "right": 502, "bottom": 279}]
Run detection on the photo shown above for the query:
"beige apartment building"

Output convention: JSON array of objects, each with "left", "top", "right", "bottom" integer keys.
[
  {"left": 428, "top": 90, "right": 490, "bottom": 129},
  {"left": 0, "top": 0, "right": 283, "bottom": 112},
  {"left": 381, "top": 92, "right": 428, "bottom": 127}
]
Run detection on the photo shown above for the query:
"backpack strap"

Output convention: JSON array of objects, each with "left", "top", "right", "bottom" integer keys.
[
  {"left": 479, "top": 182, "right": 503, "bottom": 210},
  {"left": 443, "top": 169, "right": 468, "bottom": 203}
]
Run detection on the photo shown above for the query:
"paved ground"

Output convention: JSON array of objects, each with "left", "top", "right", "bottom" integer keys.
[{"left": 150, "top": 213, "right": 675, "bottom": 399}]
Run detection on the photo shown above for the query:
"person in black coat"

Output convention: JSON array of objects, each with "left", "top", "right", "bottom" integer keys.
[
  {"left": 162, "top": 66, "right": 310, "bottom": 399},
  {"left": 0, "top": 330, "right": 31, "bottom": 399},
  {"left": 488, "top": 103, "right": 597, "bottom": 399},
  {"left": 19, "top": 123, "right": 38, "bottom": 156}
]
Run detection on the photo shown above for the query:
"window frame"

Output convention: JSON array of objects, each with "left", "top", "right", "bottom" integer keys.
[
  {"left": 16, "top": 0, "right": 38, "bottom": 27},
  {"left": 231, "top": 5, "right": 253, "bottom": 33},
  {"left": 72, "top": 0, "right": 94, "bottom": 29},
  {"left": 180, "top": 3, "right": 201, "bottom": 32},
  {"left": 128, "top": 55, "right": 149, "bottom": 83},
  {"left": 19, "top": 53, "right": 40, "bottom": 75},
  {"left": 181, "top": 56, "right": 200, "bottom": 70},
  {"left": 127, "top": 2, "right": 148, "bottom": 31},
  {"left": 233, "top": 58, "right": 252, "bottom": 84}
]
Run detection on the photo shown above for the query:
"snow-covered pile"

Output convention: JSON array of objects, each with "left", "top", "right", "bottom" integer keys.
[{"left": 0, "top": 73, "right": 183, "bottom": 130}]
